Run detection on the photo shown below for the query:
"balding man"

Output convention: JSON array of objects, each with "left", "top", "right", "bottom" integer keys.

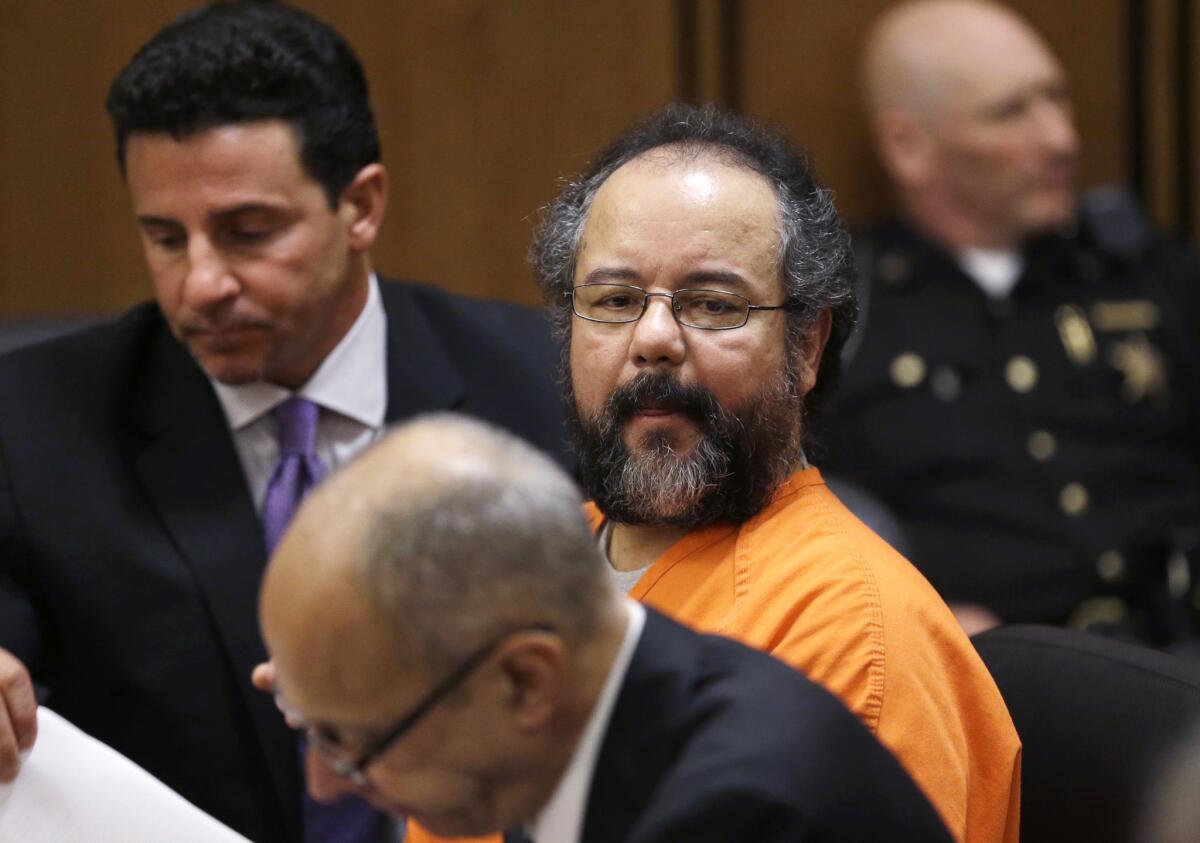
[
  {"left": 828, "top": 0, "right": 1200, "bottom": 643},
  {"left": 256, "top": 414, "right": 954, "bottom": 843}
]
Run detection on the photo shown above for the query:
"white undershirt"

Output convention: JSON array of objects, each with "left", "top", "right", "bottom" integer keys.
[
  {"left": 956, "top": 247, "right": 1024, "bottom": 300},
  {"left": 525, "top": 600, "right": 646, "bottom": 843},
  {"left": 209, "top": 274, "right": 388, "bottom": 512}
]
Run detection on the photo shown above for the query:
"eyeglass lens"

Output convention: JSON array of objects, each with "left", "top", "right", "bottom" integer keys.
[{"left": 572, "top": 284, "right": 752, "bottom": 329}]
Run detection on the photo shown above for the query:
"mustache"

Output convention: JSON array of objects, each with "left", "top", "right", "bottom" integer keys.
[{"left": 604, "top": 372, "right": 724, "bottom": 428}]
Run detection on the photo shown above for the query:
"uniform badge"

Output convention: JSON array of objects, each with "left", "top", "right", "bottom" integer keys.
[
  {"left": 1107, "top": 332, "right": 1169, "bottom": 406},
  {"left": 1090, "top": 300, "right": 1160, "bottom": 332},
  {"left": 1054, "top": 304, "right": 1097, "bottom": 365}
]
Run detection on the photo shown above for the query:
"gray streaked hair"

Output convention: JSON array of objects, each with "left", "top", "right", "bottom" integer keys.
[
  {"left": 531, "top": 102, "right": 857, "bottom": 451},
  {"left": 354, "top": 414, "right": 612, "bottom": 672}
]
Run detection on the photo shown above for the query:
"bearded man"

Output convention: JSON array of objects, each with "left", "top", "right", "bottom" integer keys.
[{"left": 407, "top": 104, "right": 1020, "bottom": 843}]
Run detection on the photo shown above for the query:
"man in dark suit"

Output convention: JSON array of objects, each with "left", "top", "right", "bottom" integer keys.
[
  {"left": 0, "top": 3, "right": 566, "bottom": 842},
  {"left": 258, "top": 414, "right": 952, "bottom": 843}
]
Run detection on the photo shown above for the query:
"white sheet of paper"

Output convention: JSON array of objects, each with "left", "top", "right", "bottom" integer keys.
[{"left": 0, "top": 707, "right": 251, "bottom": 842}]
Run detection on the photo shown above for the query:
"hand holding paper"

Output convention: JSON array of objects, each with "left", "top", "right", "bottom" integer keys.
[
  {"left": 0, "top": 707, "right": 251, "bottom": 842},
  {"left": 0, "top": 647, "right": 36, "bottom": 782}
]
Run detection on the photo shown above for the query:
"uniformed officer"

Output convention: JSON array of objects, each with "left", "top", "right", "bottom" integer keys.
[{"left": 824, "top": 0, "right": 1200, "bottom": 645}]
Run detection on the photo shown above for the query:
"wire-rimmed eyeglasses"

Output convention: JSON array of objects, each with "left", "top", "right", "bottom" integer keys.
[
  {"left": 275, "top": 623, "right": 554, "bottom": 786},
  {"left": 566, "top": 283, "right": 797, "bottom": 330}
]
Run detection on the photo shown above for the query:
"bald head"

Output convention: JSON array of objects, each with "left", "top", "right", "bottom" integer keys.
[
  {"left": 262, "top": 414, "right": 616, "bottom": 683},
  {"left": 862, "top": 0, "right": 1079, "bottom": 247},
  {"left": 863, "top": 0, "right": 1058, "bottom": 120},
  {"left": 260, "top": 415, "right": 624, "bottom": 834}
]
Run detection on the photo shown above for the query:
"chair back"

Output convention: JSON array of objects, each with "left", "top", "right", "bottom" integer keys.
[{"left": 973, "top": 625, "right": 1200, "bottom": 843}]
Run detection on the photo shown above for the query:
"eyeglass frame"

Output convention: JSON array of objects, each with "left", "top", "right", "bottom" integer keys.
[
  {"left": 276, "top": 622, "right": 555, "bottom": 786},
  {"left": 565, "top": 283, "right": 801, "bottom": 330}
]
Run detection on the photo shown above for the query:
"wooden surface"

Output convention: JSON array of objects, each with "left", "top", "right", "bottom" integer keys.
[
  {"left": 738, "top": 0, "right": 1129, "bottom": 225},
  {"left": 0, "top": 1, "right": 1183, "bottom": 316}
]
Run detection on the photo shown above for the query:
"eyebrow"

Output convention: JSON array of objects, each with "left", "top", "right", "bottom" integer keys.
[
  {"left": 136, "top": 202, "right": 288, "bottom": 229},
  {"left": 579, "top": 267, "right": 752, "bottom": 293},
  {"left": 580, "top": 267, "right": 641, "bottom": 285},
  {"left": 680, "top": 270, "right": 751, "bottom": 293},
  {"left": 135, "top": 215, "right": 182, "bottom": 229}
]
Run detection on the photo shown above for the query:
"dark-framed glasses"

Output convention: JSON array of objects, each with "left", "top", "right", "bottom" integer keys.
[
  {"left": 567, "top": 283, "right": 796, "bottom": 330},
  {"left": 275, "top": 622, "right": 554, "bottom": 786}
]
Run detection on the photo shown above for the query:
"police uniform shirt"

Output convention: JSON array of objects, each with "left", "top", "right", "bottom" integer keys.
[{"left": 824, "top": 217, "right": 1200, "bottom": 638}]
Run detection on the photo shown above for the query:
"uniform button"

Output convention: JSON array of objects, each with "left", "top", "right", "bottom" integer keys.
[
  {"left": 890, "top": 353, "right": 926, "bottom": 388},
  {"left": 1027, "top": 429, "right": 1057, "bottom": 461},
  {"left": 1096, "top": 550, "right": 1125, "bottom": 583},
  {"left": 877, "top": 252, "right": 910, "bottom": 285},
  {"left": 930, "top": 365, "right": 961, "bottom": 402},
  {"left": 1005, "top": 355, "right": 1039, "bottom": 392},
  {"left": 1060, "top": 482, "right": 1089, "bottom": 515}
]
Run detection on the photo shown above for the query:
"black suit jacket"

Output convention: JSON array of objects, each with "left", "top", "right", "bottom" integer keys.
[
  {"left": 510, "top": 609, "right": 953, "bottom": 843},
  {"left": 0, "top": 279, "right": 570, "bottom": 843}
]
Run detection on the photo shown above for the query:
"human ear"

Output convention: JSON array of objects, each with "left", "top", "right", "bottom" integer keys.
[
  {"left": 797, "top": 308, "right": 833, "bottom": 396},
  {"left": 340, "top": 163, "right": 388, "bottom": 252},
  {"left": 497, "top": 633, "right": 564, "bottom": 732},
  {"left": 873, "top": 110, "right": 935, "bottom": 188}
]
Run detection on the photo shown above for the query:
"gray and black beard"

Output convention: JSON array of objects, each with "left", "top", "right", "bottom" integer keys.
[{"left": 566, "top": 369, "right": 804, "bottom": 529}]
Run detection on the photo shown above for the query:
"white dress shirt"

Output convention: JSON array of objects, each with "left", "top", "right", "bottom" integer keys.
[
  {"left": 210, "top": 274, "right": 388, "bottom": 512},
  {"left": 526, "top": 600, "right": 647, "bottom": 843},
  {"left": 956, "top": 247, "right": 1024, "bottom": 300}
]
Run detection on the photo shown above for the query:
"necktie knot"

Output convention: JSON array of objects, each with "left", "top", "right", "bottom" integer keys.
[{"left": 275, "top": 396, "right": 320, "bottom": 457}]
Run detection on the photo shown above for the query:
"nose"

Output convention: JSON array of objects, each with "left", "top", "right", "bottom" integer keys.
[
  {"left": 182, "top": 236, "right": 240, "bottom": 310},
  {"left": 305, "top": 746, "right": 363, "bottom": 804},
  {"left": 628, "top": 294, "right": 686, "bottom": 369}
]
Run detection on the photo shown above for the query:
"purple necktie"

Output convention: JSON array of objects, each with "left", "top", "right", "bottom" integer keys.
[
  {"left": 263, "top": 397, "right": 327, "bottom": 555},
  {"left": 261, "top": 397, "right": 387, "bottom": 843}
]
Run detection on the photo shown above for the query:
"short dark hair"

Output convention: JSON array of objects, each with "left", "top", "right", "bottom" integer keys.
[
  {"left": 531, "top": 103, "right": 857, "bottom": 450},
  {"left": 106, "top": 0, "right": 380, "bottom": 206}
]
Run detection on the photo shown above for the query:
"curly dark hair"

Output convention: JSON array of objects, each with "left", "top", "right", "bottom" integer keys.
[
  {"left": 531, "top": 102, "right": 857, "bottom": 451},
  {"left": 106, "top": 0, "right": 380, "bottom": 207}
]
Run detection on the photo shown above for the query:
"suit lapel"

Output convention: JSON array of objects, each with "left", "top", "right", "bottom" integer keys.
[
  {"left": 379, "top": 280, "right": 466, "bottom": 423},
  {"left": 129, "top": 325, "right": 300, "bottom": 841},
  {"left": 581, "top": 610, "right": 698, "bottom": 843}
]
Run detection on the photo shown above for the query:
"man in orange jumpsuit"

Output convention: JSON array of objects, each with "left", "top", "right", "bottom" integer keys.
[{"left": 408, "top": 102, "right": 1020, "bottom": 843}]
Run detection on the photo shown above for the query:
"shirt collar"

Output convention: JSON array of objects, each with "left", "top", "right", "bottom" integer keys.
[
  {"left": 526, "top": 600, "right": 646, "bottom": 843},
  {"left": 955, "top": 247, "right": 1025, "bottom": 299},
  {"left": 210, "top": 274, "right": 387, "bottom": 431}
]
